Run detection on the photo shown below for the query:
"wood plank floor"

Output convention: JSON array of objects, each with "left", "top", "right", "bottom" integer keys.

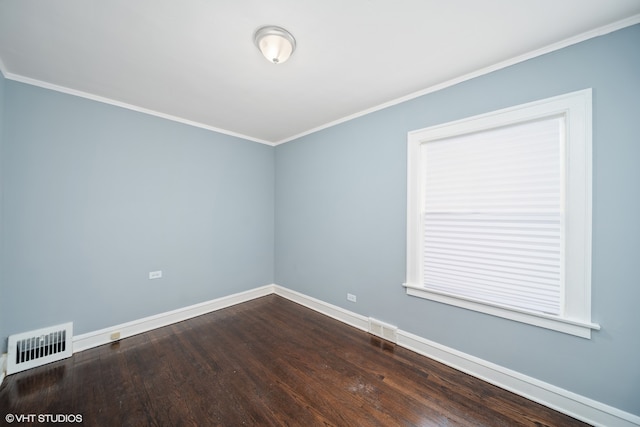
[{"left": 0, "top": 295, "right": 590, "bottom": 426}]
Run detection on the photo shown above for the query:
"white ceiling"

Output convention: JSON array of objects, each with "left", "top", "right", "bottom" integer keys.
[{"left": 1, "top": 1, "right": 639, "bottom": 145}]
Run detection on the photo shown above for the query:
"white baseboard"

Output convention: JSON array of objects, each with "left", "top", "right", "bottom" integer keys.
[
  {"left": 397, "top": 330, "right": 640, "bottom": 427},
  {"left": 269, "top": 286, "right": 639, "bottom": 427},
  {"left": 272, "top": 285, "right": 369, "bottom": 331},
  {"left": 73, "top": 284, "right": 274, "bottom": 353},
  {"left": 63, "top": 283, "right": 638, "bottom": 427}
]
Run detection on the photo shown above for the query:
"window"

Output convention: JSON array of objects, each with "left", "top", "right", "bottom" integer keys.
[{"left": 405, "top": 89, "right": 599, "bottom": 338}]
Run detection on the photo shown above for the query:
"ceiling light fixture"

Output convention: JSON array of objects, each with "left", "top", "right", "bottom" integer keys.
[{"left": 254, "top": 25, "right": 296, "bottom": 64}]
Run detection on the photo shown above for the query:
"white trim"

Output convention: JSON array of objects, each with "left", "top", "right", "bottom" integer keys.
[
  {"left": 406, "top": 89, "right": 597, "bottom": 338},
  {"left": 397, "top": 329, "right": 640, "bottom": 427},
  {"left": 1, "top": 16, "right": 637, "bottom": 147},
  {"left": 271, "top": 286, "right": 638, "bottom": 426},
  {"left": 275, "top": 14, "right": 640, "bottom": 145},
  {"left": 0, "top": 56, "right": 8, "bottom": 78},
  {"left": 32, "top": 283, "right": 638, "bottom": 426},
  {"left": 72, "top": 285, "right": 274, "bottom": 353},
  {"left": 1, "top": 72, "right": 275, "bottom": 147},
  {"left": 272, "top": 285, "right": 369, "bottom": 331},
  {"left": 0, "top": 354, "right": 6, "bottom": 386},
  {"left": 71, "top": 283, "right": 370, "bottom": 354},
  {"left": 404, "top": 284, "right": 599, "bottom": 339}
]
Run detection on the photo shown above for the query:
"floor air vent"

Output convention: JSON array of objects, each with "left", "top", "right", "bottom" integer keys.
[
  {"left": 7, "top": 323, "right": 73, "bottom": 375},
  {"left": 368, "top": 318, "right": 398, "bottom": 343}
]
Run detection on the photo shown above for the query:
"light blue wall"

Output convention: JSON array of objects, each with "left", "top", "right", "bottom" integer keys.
[
  {"left": 1, "top": 22, "right": 638, "bottom": 419},
  {"left": 275, "top": 24, "right": 640, "bottom": 415},
  {"left": 0, "top": 81, "right": 274, "bottom": 352},
  {"left": 0, "top": 71, "right": 5, "bottom": 345}
]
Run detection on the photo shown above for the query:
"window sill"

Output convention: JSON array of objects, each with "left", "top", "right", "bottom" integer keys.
[{"left": 403, "top": 283, "right": 600, "bottom": 339}]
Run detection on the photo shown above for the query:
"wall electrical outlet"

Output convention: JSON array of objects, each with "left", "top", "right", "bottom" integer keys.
[
  {"left": 149, "top": 270, "right": 162, "bottom": 279},
  {"left": 347, "top": 293, "right": 357, "bottom": 303}
]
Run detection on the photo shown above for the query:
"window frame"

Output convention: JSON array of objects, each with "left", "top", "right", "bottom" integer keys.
[{"left": 405, "top": 89, "right": 600, "bottom": 338}]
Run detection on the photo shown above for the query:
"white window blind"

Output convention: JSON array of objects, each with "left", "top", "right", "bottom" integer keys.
[
  {"left": 421, "top": 117, "right": 563, "bottom": 315},
  {"left": 406, "top": 89, "right": 598, "bottom": 338}
]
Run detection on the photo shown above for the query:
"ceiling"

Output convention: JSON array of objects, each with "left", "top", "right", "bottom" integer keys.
[{"left": 1, "top": 1, "right": 639, "bottom": 145}]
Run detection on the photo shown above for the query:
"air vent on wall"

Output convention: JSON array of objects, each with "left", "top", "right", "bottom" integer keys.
[
  {"left": 368, "top": 318, "right": 398, "bottom": 343},
  {"left": 7, "top": 323, "right": 73, "bottom": 375}
]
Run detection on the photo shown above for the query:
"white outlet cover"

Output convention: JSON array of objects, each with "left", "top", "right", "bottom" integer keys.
[{"left": 149, "top": 271, "right": 162, "bottom": 279}]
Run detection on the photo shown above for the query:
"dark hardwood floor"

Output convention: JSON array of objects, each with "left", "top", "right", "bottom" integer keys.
[{"left": 1, "top": 295, "right": 589, "bottom": 426}]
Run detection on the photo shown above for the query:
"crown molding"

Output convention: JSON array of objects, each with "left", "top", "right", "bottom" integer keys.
[
  {"left": 1, "top": 15, "right": 638, "bottom": 147},
  {"left": 1, "top": 71, "right": 276, "bottom": 147},
  {"left": 274, "top": 14, "right": 640, "bottom": 145}
]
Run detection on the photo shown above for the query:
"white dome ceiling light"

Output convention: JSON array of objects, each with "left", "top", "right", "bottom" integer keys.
[{"left": 254, "top": 25, "right": 296, "bottom": 64}]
